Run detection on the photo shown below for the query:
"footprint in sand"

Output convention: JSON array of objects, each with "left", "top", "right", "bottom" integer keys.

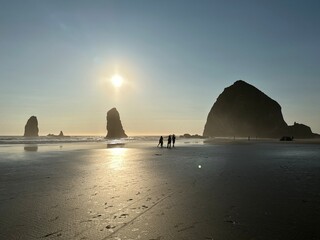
[
  {"left": 177, "top": 225, "right": 195, "bottom": 232},
  {"left": 80, "top": 219, "right": 92, "bottom": 223},
  {"left": 224, "top": 219, "right": 238, "bottom": 225},
  {"left": 41, "top": 230, "right": 62, "bottom": 238},
  {"left": 106, "top": 225, "right": 116, "bottom": 229},
  {"left": 174, "top": 223, "right": 183, "bottom": 228},
  {"left": 48, "top": 216, "right": 59, "bottom": 222},
  {"left": 149, "top": 236, "right": 163, "bottom": 240}
]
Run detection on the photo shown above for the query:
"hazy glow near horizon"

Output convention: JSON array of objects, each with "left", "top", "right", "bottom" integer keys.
[{"left": 0, "top": 1, "right": 320, "bottom": 136}]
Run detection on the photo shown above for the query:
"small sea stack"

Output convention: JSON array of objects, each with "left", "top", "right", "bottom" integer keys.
[
  {"left": 24, "top": 116, "right": 39, "bottom": 137},
  {"left": 48, "top": 131, "right": 65, "bottom": 137},
  {"left": 106, "top": 108, "right": 127, "bottom": 139}
]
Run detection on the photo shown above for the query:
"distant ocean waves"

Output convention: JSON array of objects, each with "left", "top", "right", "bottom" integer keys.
[
  {"left": 0, "top": 136, "right": 159, "bottom": 145},
  {"left": 0, "top": 136, "right": 104, "bottom": 145}
]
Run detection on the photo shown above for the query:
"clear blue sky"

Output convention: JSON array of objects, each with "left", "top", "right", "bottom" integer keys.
[{"left": 1, "top": 0, "right": 319, "bottom": 136}]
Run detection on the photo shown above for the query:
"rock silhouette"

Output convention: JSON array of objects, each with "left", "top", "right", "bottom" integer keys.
[
  {"left": 286, "top": 122, "right": 314, "bottom": 138},
  {"left": 106, "top": 108, "right": 127, "bottom": 139},
  {"left": 24, "top": 116, "right": 39, "bottom": 137},
  {"left": 47, "top": 131, "right": 65, "bottom": 137},
  {"left": 203, "top": 80, "right": 317, "bottom": 138}
]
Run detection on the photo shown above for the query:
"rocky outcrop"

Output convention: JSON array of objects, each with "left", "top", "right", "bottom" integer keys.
[
  {"left": 24, "top": 116, "right": 39, "bottom": 137},
  {"left": 286, "top": 122, "right": 314, "bottom": 139},
  {"left": 106, "top": 108, "right": 127, "bottom": 139},
  {"left": 203, "top": 80, "right": 317, "bottom": 138},
  {"left": 180, "top": 133, "right": 205, "bottom": 139},
  {"left": 47, "top": 131, "right": 65, "bottom": 137}
]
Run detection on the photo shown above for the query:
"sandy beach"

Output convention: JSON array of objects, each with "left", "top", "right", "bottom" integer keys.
[{"left": 0, "top": 139, "right": 319, "bottom": 240}]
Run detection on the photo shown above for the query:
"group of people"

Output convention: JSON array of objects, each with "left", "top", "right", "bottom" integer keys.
[{"left": 157, "top": 134, "right": 176, "bottom": 148}]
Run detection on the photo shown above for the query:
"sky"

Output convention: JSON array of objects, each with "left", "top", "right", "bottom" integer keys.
[{"left": 0, "top": 0, "right": 320, "bottom": 136}]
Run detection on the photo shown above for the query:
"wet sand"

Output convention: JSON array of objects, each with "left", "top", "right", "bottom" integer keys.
[{"left": 0, "top": 140, "right": 319, "bottom": 240}]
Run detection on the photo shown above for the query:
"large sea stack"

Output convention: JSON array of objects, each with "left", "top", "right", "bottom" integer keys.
[
  {"left": 106, "top": 108, "right": 127, "bottom": 139},
  {"left": 24, "top": 116, "right": 39, "bottom": 137},
  {"left": 203, "top": 80, "right": 317, "bottom": 138},
  {"left": 203, "top": 80, "right": 287, "bottom": 138}
]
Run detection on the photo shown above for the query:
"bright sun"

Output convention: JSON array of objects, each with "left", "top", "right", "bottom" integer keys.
[{"left": 111, "top": 74, "right": 123, "bottom": 88}]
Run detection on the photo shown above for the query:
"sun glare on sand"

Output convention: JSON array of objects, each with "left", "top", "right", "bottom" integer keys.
[{"left": 111, "top": 74, "right": 123, "bottom": 88}]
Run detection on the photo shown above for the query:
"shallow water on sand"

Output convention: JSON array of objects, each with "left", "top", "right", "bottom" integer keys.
[{"left": 0, "top": 140, "right": 319, "bottom": 240}]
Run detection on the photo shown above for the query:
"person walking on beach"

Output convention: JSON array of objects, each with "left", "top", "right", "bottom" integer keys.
[
  {"left": 172, "top": 134, "right": 176, "bottom": 147},
  {"left": 167, "top": 135, "right": 171, "bottom": 148},
  {"left": 158, "top": 136, "right": 163, "bottom": 148}
]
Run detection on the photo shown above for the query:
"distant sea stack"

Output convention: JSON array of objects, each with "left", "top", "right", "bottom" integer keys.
[
  {"left": 106, "top": 108, "right": 127, "bottom": 139},
  {"left": 24, "top": 116, "right": 39, "bottom": 137},
  {"left": 203, "top": 80, "right": 317, "bottom": 138},
  {"left": 47, "top": 131, "right": 65, "bottom": 137}
]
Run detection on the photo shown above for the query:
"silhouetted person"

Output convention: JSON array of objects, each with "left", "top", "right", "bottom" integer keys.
[
  {"left": 158, "top": 136, "right": 163, "bottom": 148},
  {"left": 167, "top": 135, "right": 171, "bottom": 148},
  {"left": 172, "top": 134, "right": 176, "bottom": 147}
]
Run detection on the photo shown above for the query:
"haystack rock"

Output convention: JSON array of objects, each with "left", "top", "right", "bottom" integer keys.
[
  {"left": 106, "top": 108, "right": 127, "bottom": 139},
  {"left": 24, "top": 116, "right": 39, "bottom": 137},
  {"left": 203, "top": 80, "right": 287, "bottom": 138},
  {"left": 203, "top": 80, "right": 318, "bottom": 138}
]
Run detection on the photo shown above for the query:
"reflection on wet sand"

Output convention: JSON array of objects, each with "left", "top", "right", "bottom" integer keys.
[
  {"left": 107, "top": 143, "right": 125, "bottom": 148},
  {"left": 24, "top": 144, "right": 38, "bottom": 152},
  {"left": 109, "top": 147, "right": 127, "bottom": 170}
]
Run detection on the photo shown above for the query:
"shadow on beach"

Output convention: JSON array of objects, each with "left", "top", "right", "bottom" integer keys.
[
  {"left": 24, "top": 144, "right": 38, "bottom": 152},
  {"left": 107, "top": 143, "right": 125, "bottom": 148}
]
